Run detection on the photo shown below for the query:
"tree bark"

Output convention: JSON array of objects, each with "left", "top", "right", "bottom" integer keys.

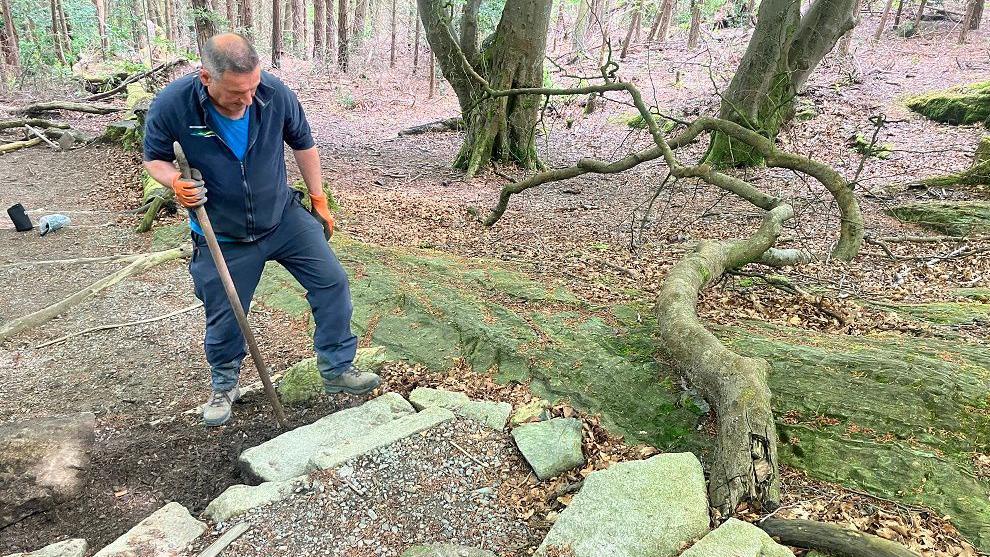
[
  {"left": 272, "top": 0, "right": 283, "bottom": 67},
  {"left": 225, "top": 0, "right": 236, "bottom": 28},
  {"left": 874, "top": 0, "right": 895, "bottom": 40},
  {"left": 892, "top": 0, "right": 905, "bottom": 28},
  {"left": 324, "top": 0, "right": 335, "bottom": 63},
  {"left": 314, "top": 0, "right": 326, "bottom": 59},
  {"left": 708, "top": 0, "right": 857, "bottom": 167},
  {"left": 656, "top": 0, "right": 674, "bottom": 42},
  {"left": 620, "top": 0, "right": 641, "bottom": 59},
  {"left": 92, "top": 0, "right": 109, "bottom": 58},
  {"left": 970, "top": 0, "right": 984, "bottom": 28},
  {"left": 291, "top": 0, "right": 304, "bottom": 56},
  {"left": 960, "top": 0, "right": 976, "bottom": 42},
  {"left": 573, "top": 0, "right": 590, "bottom": 54},
  {"left": 191, "top": 0, "right": 219, "bottom": 55},
  {"left": 758, "top": 519, "right": 923, "bottom": 557},
  {"left": 412, "top": 6, "right": 420, "bottom": 72},
  {"left": 837, "top": 0, "right": 861, "bottom": 55},
  {"left": 687, "top": 0, "right": 701, "bottom": 48},
  {"left": 427, "top": 48, "right": 434, "bottom": 97},
  {"left": 352, "top": 0, "right": 367, "bottom": 43},
  {"left": 657, "top": 205, "right": 796, "bottom": 515},
  {"left": 338, "top": 0, "right": 349, "bottom": 70},
  {"left": 241, "top": 0, "right": 253, "bottom": 31},
  {"left": 418, "top": 0, "right": 553, "bottom": 177},
  {"left": 389, "top": 0, "right": 397, "bottom": 66},
  {"left": 0, "top": 0, "right": 19, "bottom": 67},
  {"left": 50, "top": 0, "right": 68, "bottom": 65},
  {"left": 912, "top": 0, "right": 928, "bottom": 29},
  {"left": 460, "top": 0, "right": 481, "bottom": 63}
]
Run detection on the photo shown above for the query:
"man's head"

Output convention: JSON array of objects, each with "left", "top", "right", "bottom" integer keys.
[{"left": 200, "top": 33, "right": 261, "bottom": 115}]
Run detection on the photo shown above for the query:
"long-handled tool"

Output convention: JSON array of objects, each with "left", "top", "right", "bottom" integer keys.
[{"left": 174, "top": 141, "right": 288, "bottom": 429}]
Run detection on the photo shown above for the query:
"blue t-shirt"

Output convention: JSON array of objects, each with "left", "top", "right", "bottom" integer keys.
[{"left": 190, "top": 103, "right": 251, "bottom": 239}]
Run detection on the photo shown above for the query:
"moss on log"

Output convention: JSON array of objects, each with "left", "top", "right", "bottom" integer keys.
[
  {"left": 886, "top": 201, "right": 990, "bottom": 235},
  {"left": 905, "top": 81, "right": 990, "bottom": 126},
  {"left": 918, "top": 135, "right": 990, "bottom": 187}
]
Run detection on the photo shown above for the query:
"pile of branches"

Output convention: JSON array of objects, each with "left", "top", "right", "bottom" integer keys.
[{"left": 0, "top": 118, "right": 86, "bottom": 154}]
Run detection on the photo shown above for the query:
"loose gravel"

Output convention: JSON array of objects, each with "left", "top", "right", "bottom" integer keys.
[{"left": 185, "top": 417, "right": 547, "bottom": 557}]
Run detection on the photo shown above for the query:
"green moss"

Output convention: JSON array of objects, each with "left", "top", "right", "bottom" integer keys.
[
  {"left": 905, "top": 82, "right": 990, "bottom": 126},
  {"left": 886, "top": 201, "right": 990, "bottom": 236},
  {"left": 613, "top": 112, "right": 677, "bottom": 133},
  {"left": 953, "top": 287, "right": 990, "bottom": 302},
  {"left": 878, "top": 301, "right": 990, "bottom": 326},
  {"left": 278, "top": 347, "right": 387, "bottom": 404},
  {"left": 151, "top": 223, "right": 187, "bottom": 250},
  {"left": 920, "top": 135, "right": 990, "bottom": 187},
  {"left": 848, "top": 133, "right": 892, "bottom": 159}
]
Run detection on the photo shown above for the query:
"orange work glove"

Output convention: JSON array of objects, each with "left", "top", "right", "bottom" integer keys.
[
  {"left": 309, "top": 192, "right": 335, "bottom": 239},
  {"left": 170, "top": 173, "right": 207, "bottom": 208}
]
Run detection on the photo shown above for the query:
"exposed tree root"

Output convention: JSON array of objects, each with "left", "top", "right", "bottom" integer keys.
[
  {"left": 16, "top": 101, "right": 122, "bottom": 116},
  {"left": 758, "top": 518, "right": 922, "bottom": 557},
  {"left": 0, "top": 246, "right": 190, "bottom": 343},
  {"left": 656, "top": 204, "right": 799, "bottom": 516},
  {"left": 0, "top": 137, "right": 42, "bottom": 154},
  {"left": 34, "top": 301, "right": 203, "bottom": 349}
]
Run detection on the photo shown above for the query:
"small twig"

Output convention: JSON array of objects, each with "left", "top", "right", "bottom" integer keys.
[
  {"left": 343, "top": 476, "right": 366, "bottom": 497},
  {"left": 34, "top": 302, "right": 203, "bottom": 349},
  {"left": 198, "top": 522, "right": 250, "bottom": 557},
  {"left": 450, "top": 439, "right": 488, "bottom": 468},
  {"left": 24, "top": 124, "right": 61, "bottom": 150}
]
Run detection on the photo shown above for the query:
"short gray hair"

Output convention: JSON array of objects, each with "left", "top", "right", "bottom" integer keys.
[{"left": 202, "top": 33, "right": 260, "bottom": 76}]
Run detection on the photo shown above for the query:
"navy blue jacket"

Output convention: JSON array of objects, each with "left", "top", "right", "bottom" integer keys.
[{"left": 143, "top": 71, "right": 315, "bottom": 241}]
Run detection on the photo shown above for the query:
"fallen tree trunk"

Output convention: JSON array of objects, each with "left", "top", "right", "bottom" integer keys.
[
  {"left": 397, "top": 116, "right": 463, "bottom": 136},
  {"left": 17, "top": 101, "right": 122, "bottom": 116},
  {"left": 758, "top": 518, "right": 922, "bottom": 557},
  {"left": 657, "top": 204, "right": 803, "bottom": 516},
  {"left": 0, "top": 246, "right": 190, "bottom": 342},
  {"left": 0, "top": 119, "right": 71, "bottom": 131},
  {"left": 0, "top": 137, "right": 42, "bottom": 154},
  {"left": 135, "top": 172, "right": 175, "bottom": 233},
  {"left": 84, "top": 59, "right": 185, "bottom": 102}
]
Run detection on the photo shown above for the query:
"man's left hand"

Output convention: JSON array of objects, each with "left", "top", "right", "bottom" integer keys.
[{"left": 309, "top": 192, "right": 335, "bottom": 239}]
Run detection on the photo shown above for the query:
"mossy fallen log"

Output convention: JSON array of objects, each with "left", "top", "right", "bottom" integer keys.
[
  {"left": 917, "top": 135, "right": 990, "bottom": 187},
  {"left": 904, "top": 81, "right": 990, "bottom": 126},
  {"left": 135, "top": 171, "right": 174, "bottom": 233},
  {"left": 886, "top": 201, "right": 990, "bottom": 235}
]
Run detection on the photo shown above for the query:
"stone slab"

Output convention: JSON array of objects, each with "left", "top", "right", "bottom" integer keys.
[
  {"left": 400, "top": 545, "right": 496, "bottom": 557},
  {"left": 512, "top": 417, "right": 584, "bottom": 480},
  {"left": 2, "top": 539, "right": 88, "bottom": 557},
  {"left": 93, "top": 502, "right": 206, "bottom": 557},
  {"left": 680, "top": 518, "right": 793, "bottom": 557},
  {"left": 409, "top": 387, "right": 512, "bottom": 430},
  {"left": 204, "top": 477, "right": 302, "bottom": 523}
]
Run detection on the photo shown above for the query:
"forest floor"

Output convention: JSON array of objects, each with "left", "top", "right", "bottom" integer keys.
[{"left": 1, "top": 13, "right": 988, "bottom": 557}]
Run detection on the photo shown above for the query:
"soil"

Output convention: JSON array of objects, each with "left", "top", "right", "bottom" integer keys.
[{"left": 0, "top": 10, "right": 987, "bottom": 557}]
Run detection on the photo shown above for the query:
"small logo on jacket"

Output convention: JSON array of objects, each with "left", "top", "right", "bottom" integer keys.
[{"left": 189, "top": 125, "right": 216, "bottom": 138}]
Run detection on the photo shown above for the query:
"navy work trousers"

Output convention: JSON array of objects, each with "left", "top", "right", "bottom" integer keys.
[{"left": 189, "top": 196, "right": 357, "bottom": 391}]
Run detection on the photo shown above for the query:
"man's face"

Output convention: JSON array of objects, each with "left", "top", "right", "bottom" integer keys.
[{"left": 200, "top": 66, "right": 261, "bottom": 115}]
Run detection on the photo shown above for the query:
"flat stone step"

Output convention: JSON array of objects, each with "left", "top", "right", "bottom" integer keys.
[
  {"left": 93, "top": 502, "right": 206, "bottom": 557},
  {"left": 2, "top": 539, "right": 87, "bottom": 557},
  {"left": 239, "top": 392, "right": 415, "bottom": 482},
  {"left": 680, "top": 518, "right": 793, "bottom": 557},
  {"left": 308, "top": 406, "right": 456, "bottom": 471},
  {"left": 204, "top": 477, "right": 305, "bottom": 523},
  {"left": 536, "top": 453, "right": 710, "bottom": 557},
  {"left": 409, "top": 387, "right": 512, "bottom": 430}
]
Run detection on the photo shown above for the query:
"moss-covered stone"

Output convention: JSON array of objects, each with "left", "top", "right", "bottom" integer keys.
[
  {"left": 277, "top": 346, "right": 387, "bottom": 405},
  {"left": 905, "top": 81, "right": 990, "bottom": 126},
  {"left": 878, "top": 301, "right": 990, "bottom": 326},
  {"left": 252, "top": 237, "right": 990, "bottom": 549},
  {"left": 886, "top": 201, "right": 990, "bottom": 236}
]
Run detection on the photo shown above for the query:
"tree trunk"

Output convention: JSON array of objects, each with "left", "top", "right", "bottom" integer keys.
[
  {"left": 687, "top": 0, "right": 701, "bottom": 48},
  {"left": 460, "top": 0, "right": 481, "bottom": 63},
  {"left": 873, "top": 0, "right": 894, "bottom": 40},
  {"left": 50, "top": 0, "right": 68, "bottom": 65},
  {"left": 418, "top": 0, "right": 553, "bottom": 177},
  {"left": 892, "top": 0, "right": 905, "bottom": 28},
  {"left": 388, "top": 0, "right": 396, "bottom": 66},
  {"left": 912, "top": 0, "right": 928, "bottom": 29},
  {"left": 620, "top": 0, "right": 641, "bottom": 59},
  {"left": 412, "top": 6, "right": 420, "bottom": 72},
  {"left": 970, "top": 0, "right": 984, "bottom": 29},
  {"left": 191, "top": 0, "right": 219, "bottom": 55},
  {"left": 0, "top": 0, "right": 20, "bottom": 67},
  {"left": 837, "top": 0, "right": 861, "bottom": 55},
  {"left": 240, "top": 0, "right": 254, "bottom": 32},
  {"left": 352, "top": 0, "right": 367, "bottom": 43},
  {"left": 657, "top": 205, "right": 795, "bottom": 515},
  {"left": 225, "top": 0, "right": 236, "bottom": 28},
  {"left": 292, "top": 0, "right": 304, "bottom": 56},
  {"left": 272, "top": 0, "right": 284, "bottom": 67},
  {"left": 338, "top": 0, "right": 349, "bottom": 70},
  {"left": 655, "top": 0, "right": 674, "bottom": 42},
  {"left": 759, "top": 519, "right": 923, "bottom": 557},
  {"left": 314, "top": 0, "right": 326, "bottom": 59},
  {"left": 92, "top": 0, "right": 109, "bottom": 57},
  {"left": 960, "top": 0, "right": 976, "bottom": 41},
  {"left": 428, "top": 48, "right": 434, "bottom": 97},
  {"left": 708, "top": 0, "right": 857, "bottom": 167},
  {"left": 574, "top": 0, "right": 590, "bottom": 54}
]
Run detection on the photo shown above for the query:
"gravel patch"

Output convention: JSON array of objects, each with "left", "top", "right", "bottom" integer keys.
[{"left": 186, "top": 417, "right": 546, "bottom": 557}]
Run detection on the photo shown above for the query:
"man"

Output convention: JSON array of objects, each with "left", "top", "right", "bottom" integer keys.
[{"left": 143, "top": 33, "right": 380, "bottom": 426}]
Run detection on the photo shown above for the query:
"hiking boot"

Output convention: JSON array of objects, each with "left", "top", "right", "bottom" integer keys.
[
  {"left": 323, "top": 365, "right": 381, "bottom": 395},
  {"left": 202, "top": 386, "right": 240, "bottom": 426}
]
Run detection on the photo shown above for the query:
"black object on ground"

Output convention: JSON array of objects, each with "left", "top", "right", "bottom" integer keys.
[{"left": 7, "top": 203, "right": 33, "bottom": 231}]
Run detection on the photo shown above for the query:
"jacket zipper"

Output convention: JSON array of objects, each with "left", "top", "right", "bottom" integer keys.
[{"left": 205, "top": 114, "right": 256, "bottom": 242}]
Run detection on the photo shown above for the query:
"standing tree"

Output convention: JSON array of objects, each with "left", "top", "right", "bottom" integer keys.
[
  {"left": 708, "top": 0, "right": 857, "bottom": 167},
  {"left": 352, "top": 0, "right": 367, "bottom": 43},
  {"left": 225, "top": 0, "right": 236, "bottom": 29},
  {"left": 417, "top": 0, "right": 553, "bottom": 176},
  {"left": 93, "top": 0, "right": 109, "bottom": 58},
  {"left": 49, "top": 0, "right": 70, "bottom": 65},
  {"left": 272, "top": 0, "right": 284, "bottom": 66},
  {"left": 338, "top": 0, "right": 348, "bottom": 70},
  {"left": 687, "top": 0, "right": 701, "bottom": 48},
  {"left": 291, "top": 0, "right": 304, "bottom": 55},
  {"left": 620, "top": 0, "right": 642, "bottom": 59},
  {"left": 648, "top": 0, "right": 674, "bottom": 42},
  {"left": 314, "top": 0, "right": 326, "bottom": 59},
  {"left": 0, "top": 0, "right": 20, "bottom": 68},
  {"left": 240, "top": 0, "right": 253, "bottom": 32},
  {"left": 389, "top": 0, "right": 397, "bottom": 66}
]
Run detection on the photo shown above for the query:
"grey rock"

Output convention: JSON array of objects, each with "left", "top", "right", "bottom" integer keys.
[
  {"left": 239, "top": 392, "right": 414, "bottom": 482},
  {"left": 0, "top": 413, "right": 96, "bottom": 528},
  {"left": 2, "top": 539, "right": 88, "bottom": 557},
  {"left": 400, "top": 545, "right": 496, "bottom": 557},
  {"left": 308, "top": 407, "right": 455, "bottom": 471},
  {"left": 536, "top": 453, "right": 710, "bottom": 557},
  {"left": 511, "top": 418, "right": 584, "bottom": 480},
  {"left": 204, "top": 477, "right": 303, "bottom": 522},
  {"left": 680, "top": 518, "right": 793, "bottom": 557},
  {"left": 509, "top": 398, "right": 550, "bottom": 426},
  {"left": 93, "top": 502, "right": 206, "bottom": 556},
  {"left": 409, "top": 387, "right": 512, "bottom": 430}
]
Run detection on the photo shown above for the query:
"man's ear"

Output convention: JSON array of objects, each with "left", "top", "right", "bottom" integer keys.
[{"left": 199, "top": 68, "right": 211, "bottom": 87}]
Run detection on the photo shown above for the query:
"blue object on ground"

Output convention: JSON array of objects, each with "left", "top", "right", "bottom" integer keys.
[{"left": 38, "top": 214, "right": 70, "bottom": 236}]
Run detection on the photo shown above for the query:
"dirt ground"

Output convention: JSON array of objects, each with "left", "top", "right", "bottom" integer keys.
[{"left": 0, "top": 11, "right": 987, "bottom": 556}]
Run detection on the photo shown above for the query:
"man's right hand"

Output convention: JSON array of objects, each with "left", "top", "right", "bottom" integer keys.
[{"left": 170, "top": 173, "right": 207, "bottom": 208}]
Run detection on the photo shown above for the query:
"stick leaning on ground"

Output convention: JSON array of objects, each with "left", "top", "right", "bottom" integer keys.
[{"left": 173, "top": 141, "right": 289, "bottom": 429}]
